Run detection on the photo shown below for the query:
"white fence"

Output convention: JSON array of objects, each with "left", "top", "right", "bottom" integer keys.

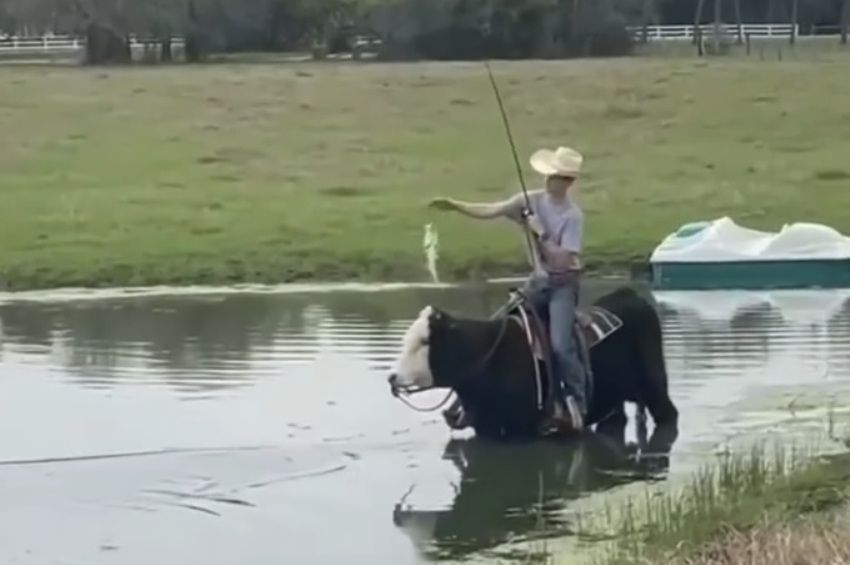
[
  {"left": 628, "top": 24, "right": 798, "bottom": 41},
  {"left": 0, "top": 34, "right": 186, "bottom": 54},
  {"left": 0, "top": 35, "right": 82, "bottom": 52},
  {"left": 3, "top": 26, "right": 830, "bottom": 56}
]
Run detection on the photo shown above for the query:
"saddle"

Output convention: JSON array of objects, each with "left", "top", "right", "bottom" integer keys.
[
  {"left": 501, "top": 289, "right": 623, "bottom": 363},
  {"left": 499, "top": 288, "right": 624, "bottom": 416}
]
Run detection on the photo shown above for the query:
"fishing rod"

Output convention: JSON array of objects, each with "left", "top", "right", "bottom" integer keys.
[
  {"left": 484, "top": 61, "right": 541, "bottom": 271},
  {"left": 485, "top": 61, "right": 531, "bottom": 209}
]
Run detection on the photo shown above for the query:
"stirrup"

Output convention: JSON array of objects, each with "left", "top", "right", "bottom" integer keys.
[{"left": 539, "top": 399, "right": 583, "bottom": 436}]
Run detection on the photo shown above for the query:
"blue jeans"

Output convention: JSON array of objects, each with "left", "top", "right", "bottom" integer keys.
[{"left": 523, "top": 275, "right": 588, "bottom": 417}]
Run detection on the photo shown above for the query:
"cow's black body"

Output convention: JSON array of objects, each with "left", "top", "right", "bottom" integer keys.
[{"left": 427, "top": 287, "right": 678, "bottom": 439}]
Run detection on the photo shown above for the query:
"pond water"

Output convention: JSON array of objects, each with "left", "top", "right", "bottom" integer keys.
[{"left": 1, "top": 281, "right": 849, "bottom": 564}]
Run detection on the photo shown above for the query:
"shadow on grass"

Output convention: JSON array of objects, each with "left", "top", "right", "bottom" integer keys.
[{"left": 814, "top": 169, "right": 850, "bottom": 182}]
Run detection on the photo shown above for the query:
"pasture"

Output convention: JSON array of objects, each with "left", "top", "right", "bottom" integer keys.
[{"left": 2, "top": 55, "right": 850, "bottom": 289}]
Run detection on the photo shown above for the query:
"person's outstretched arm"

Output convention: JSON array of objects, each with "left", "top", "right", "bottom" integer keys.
[{"left": 429, "top": 193, "right": 526, "bottom": 221}]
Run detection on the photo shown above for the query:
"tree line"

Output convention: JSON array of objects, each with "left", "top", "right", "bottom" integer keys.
[{"left": 0, "top": 0, "right": 847, "bottom": 64}]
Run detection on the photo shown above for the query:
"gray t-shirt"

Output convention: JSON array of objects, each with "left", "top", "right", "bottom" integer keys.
[{"left": 502, "top": 189, "right": 584, "bottom": 283}]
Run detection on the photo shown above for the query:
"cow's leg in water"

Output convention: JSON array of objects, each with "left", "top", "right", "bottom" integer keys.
[
  {"left": 636, "top": 404, "right": 648, "bottom": 449},
  {"left": 443, "top": 396, "right": 470, "bottom": 430}
]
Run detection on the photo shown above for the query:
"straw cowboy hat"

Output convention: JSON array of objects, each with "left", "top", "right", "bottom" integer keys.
[{"left": 529, "top": 146, "right": 583, "bottom": 178}]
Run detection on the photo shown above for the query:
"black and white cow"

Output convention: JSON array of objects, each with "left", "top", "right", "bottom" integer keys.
[{"left": 389, "top": 286, "right": 678, "bottom": 439}]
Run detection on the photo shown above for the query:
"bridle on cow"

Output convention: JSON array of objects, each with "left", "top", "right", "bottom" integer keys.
[
  {"left": 394, "top": 387, "right": 456, "bottom": 413},
  {"left": 392, "top": 315, "right": 511, "bottom": 413}
]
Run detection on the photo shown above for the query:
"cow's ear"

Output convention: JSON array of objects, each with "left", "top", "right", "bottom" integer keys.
[
  {"left": 429, "top": 307, "right": 447, "bottom": 325},
  {"left": 430, "top": 308, "right": 458, "bottom": 336}
]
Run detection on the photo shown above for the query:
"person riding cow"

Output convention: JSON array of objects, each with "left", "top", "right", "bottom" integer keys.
[{"left": 429, "top": 145, "right": 588, "bottom": 434}]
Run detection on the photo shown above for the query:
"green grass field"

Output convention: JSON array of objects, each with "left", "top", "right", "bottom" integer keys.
[{"left": 2, "top": 54, "right": 850, "bottom": 290}]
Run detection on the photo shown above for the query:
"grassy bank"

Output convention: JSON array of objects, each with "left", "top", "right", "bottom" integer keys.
[
  {"left": 659, "top": 510, "right": 850, "bottom": 564},
  {"left": 2, "top": 54, "right": 850, "bottom": 289},
  {"left": 581, "top": 442, "right": 850, "bottom": 565}
]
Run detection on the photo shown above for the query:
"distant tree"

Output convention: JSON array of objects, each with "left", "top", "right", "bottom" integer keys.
[
  {"left": 0, "top": 0, "right": 62, "bottom": 35},
  {"left": 693, "top": 0, "right": 705, "bottom": 54},
  {"left": 640, "top": 0, "right": 657, "bottom": 42},
  {"left": 734, "top": 0, "right": 743, "bottom": 43},
  {"left": 790, "top": 0, "right": 798, "bottom": 43},
  {"left": 2, "top": 0, "right": 844, "bottom": 63}
]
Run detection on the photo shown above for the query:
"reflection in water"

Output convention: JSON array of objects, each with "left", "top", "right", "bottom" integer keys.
[
  {"left": 658, "top": 301, "right": 776, "bottom": 375},
  {"left": 0, "top": 282, "right": 632, "bottom": 394},
  {"left": 0, "top": 287, "right": 511, "bottom": 393},
  {"left": 394, "top": 422, "right": 678, "bottom": 561},
  {"left": 657, "top": 290, "right": 850, "bottom": 404},
  {"left": 1, "top": 285, "right": 850, "bottom": 565}
]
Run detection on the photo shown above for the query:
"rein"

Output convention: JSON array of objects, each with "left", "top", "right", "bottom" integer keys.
[
  {"left": 456, "top": 315, "right": 510, "bottom": 384},
  {"left": 393, "top": 316, "right": 510, "bottom": 413},
  {"left": 395, "top": 389, "right": 456, "bottom": 413}
]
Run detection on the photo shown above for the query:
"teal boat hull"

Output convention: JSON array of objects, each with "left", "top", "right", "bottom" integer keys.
[{"left": 650, "top": 259, "right": 850, "bottom": 290}]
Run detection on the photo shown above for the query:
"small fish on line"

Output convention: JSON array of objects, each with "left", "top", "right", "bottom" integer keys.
[{"left": 423, "top": 223, "right": 440, "bottom": 284}]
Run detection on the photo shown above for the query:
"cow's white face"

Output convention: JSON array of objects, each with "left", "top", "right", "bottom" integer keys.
[{"left": 390, "top": 306, "right": 435, "bottom": 391}]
